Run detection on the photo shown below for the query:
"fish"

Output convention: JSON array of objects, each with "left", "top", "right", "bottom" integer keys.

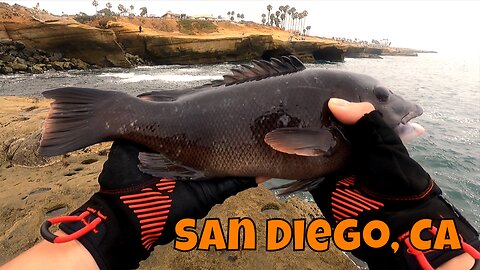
[{"left": 38, "top": 56, "right": 424, "bottom": 193}]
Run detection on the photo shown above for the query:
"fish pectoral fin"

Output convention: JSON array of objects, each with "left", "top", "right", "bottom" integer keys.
[
  {"left": 138, "top": 152, "right": 205, "bottom": 179},
  {"left": 264, "top": 128, "right": 337, "bottom": 156}
]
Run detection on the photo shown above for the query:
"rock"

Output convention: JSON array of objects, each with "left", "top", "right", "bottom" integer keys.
[
  {"left": 32, "top": 54, "right": 43, "bottom": 62},
  {"left": 13, "top": 40, "right": 25, "bottom": 50},
  {"left": 0, "top": 53, "right": 14, "bottom": 62},
  {"left": 26, "top": 56, "right": 36, "bottom": 63},
  {"left": 49, "top": 52, "right": 62, "bottom": 62},
  {"left": 14, "top": 57, "right": 27, "bottom": 65},
  {"left": 36, "top": 55, "right": 49, "bottom": 64},
  {"left": 71, "top": 58, "right": 88, "bottom": 70},
  {"left": 63, "top": 61, "right": 72, "bottom": 69},
  {"left": 0, "top": 39, "right": 14, "bottom": 46},
  {"left": 125, "top": 53, "right": 145, "bottom": 66},
  {"left": 262, "top": 209, "right": 282, "bottom": 216},
  {"left": 36, "top": 49, "right": 48, "bottom": 56},
  {"left": 51, "top": 61, "right": 64, "bottom": 70},
  {"left": 21, "top": 47, "right": 36, "bottom": 57},
  {"left": 0, "top": 66, "right": 13, "bottom": 74},
  {"left": 31, "top": 64, "right": 44, "bottom": 74},
  {"left": 8, "top": 61, "right": 28, "bottom": 71},
  {"left": 6, "top": 130, "right": 61, "bottom": 167}
]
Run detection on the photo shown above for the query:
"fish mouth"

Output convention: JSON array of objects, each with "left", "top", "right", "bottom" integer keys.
[
  {"left": 401, "top": 105, "right": 423, "bottom": 124},
  {"left": 396, "top": 105, "right": 425, "bottom": 143}
]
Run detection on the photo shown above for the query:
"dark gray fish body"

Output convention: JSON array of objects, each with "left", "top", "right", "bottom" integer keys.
[{"left": 39, "top": 57, "right": 423, "bottom": 192}]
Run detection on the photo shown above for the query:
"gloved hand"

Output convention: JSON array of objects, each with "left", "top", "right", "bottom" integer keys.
[
  {"left": 43, "top": 141, "right": 257, "bottom": 270},
  {"left": 309, "top": 99, "right": 480, "bottom": 270}
]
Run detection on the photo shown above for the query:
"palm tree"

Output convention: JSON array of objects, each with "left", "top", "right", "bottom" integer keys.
[
  {"left": 278, "top": 5, "right": 284, "bottom": 27},
  {"left": 106, "top": 2, "right": 112, "bottom": 12},
  {"left": 292, "top": 12, "right": 299, "bottom": 34},
  {"left": 284, "top": 5, "right": 290, "bottom": 29},
  {"left": 240, "top": 14, "right": 244, "bottom": 21},
  {"left": 92, "top": 0, "right": 99, "bottom": 13},
  {"left": 227, "top": 11, "right": 231, "bottom": 17},
  {"left": 300, "top": 10, "right": 308, "bottom": 35},
  {"left": 261, "top": 13, "right": 266, "bottom": 25},
  {"left": 118, "top": 4, "right": 127, "bottom": 16},
  {"left": 267, "top": 4, "right": 272, "bottom": 25},
  {"left": 275, "top": 17, "right": 280, "bottom": 27},
  {"left": 129, "top": 5, "right": 134, "bottom": 16},
  {"left": 306, "top": 25, "right": 311, "bottom": 35},
  {"left": 288, "top": 7, "right": 296, "bottom": 31},
  {"left": 139, "top": 7, "right": 147, "bottom": 17},
  {"left": 297, "top": 12, "right": 303, "bottom": 35},
  {"left": 270, "top": 13, "right": 275, "bottom": 26}
]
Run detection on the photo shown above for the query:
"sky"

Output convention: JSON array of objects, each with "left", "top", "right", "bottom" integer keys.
[{"left": 3, "top": 0, "right": 480, "bottom": 53}]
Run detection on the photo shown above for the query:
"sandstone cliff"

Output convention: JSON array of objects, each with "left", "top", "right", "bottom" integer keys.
[
  {"left": 106, "top": 20, "right": 345, "bottom": 65},
  {"left": 0, "top": 3, "right": 130, "bottom": 67},
  {"left": 0, "top": 2, "right": 431, "bottom": 70}
]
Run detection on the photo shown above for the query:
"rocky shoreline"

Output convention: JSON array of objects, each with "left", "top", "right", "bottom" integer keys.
[
  {"left": 0, "top": 39, "right": 147, "bottom": 75},
  {"left": 0, "top": 39, "right": 90, "bottom": 74}
]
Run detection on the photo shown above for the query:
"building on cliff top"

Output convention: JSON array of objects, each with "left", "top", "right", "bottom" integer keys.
[
  {"left": 191, "top": 14, "right": 215, "bottom": 20},
  {"left": 161, "top": 11, "right": 182, "bottom": 20}
]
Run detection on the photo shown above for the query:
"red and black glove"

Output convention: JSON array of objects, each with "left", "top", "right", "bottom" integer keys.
[
  {"left": 41, "top": 141, "right": 257, "bottom": 270},
  {"left": 310, "top": 111, "right": 480, "bottom": 270}
]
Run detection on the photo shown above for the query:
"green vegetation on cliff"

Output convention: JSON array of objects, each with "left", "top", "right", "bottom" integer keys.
[{"left": 178, "top": 19, "right": 218, "bottom": 35}]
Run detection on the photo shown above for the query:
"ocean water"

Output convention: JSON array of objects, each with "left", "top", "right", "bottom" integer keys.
[{"left": 1, "top": 53, "right": 479, "bottom": 229}]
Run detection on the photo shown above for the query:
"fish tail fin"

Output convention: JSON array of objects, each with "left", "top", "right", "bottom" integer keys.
[
  {"left": 39, "top": 87, "right": 128, "bottom": 157},
  {"left": 272, "top": 177, "right": 325, "bottom": 195}
]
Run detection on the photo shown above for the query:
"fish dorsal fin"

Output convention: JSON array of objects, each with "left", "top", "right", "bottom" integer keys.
[{"left": 220, "top": 55, "right": 306, "bottom": 86}]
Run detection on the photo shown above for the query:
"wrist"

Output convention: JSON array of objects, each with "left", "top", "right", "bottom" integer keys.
[{"left": 59, "top": 192, "right": 150, "bottom": 270}]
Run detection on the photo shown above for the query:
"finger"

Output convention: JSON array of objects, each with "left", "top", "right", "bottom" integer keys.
[
  {"left": 328, "top": 98, "right": 375, "bottom": 125},
  {"left": 256, "top": 176, "right": 271, "bottom": 184}
]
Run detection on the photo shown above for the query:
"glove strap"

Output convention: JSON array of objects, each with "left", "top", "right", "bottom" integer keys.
[
  {"left": 40, "top": 178, "right": 176, "bottom": 270},
  {"left": 399, "top": 227, "right": 480, "bottom": 270},
  {"left": 41, "top": 208, "right": 104, "bottom": 243}
]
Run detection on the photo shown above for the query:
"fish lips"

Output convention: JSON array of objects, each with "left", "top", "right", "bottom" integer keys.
[{"left": 401, "top": 104, "right": 423, "bottom": 124}]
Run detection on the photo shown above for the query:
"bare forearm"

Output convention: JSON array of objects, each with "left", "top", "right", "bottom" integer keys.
[{"left": 1, "top": 232, "right": 98, "bottom": 270}]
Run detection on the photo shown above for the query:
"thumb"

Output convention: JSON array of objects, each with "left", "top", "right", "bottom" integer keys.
[{"left": 328, "top": 98, "right": 375, "bottom": 125}]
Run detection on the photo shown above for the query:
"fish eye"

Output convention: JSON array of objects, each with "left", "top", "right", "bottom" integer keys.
[{"left": 373, "top": 86, "right": 390, "bottom": 102}]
